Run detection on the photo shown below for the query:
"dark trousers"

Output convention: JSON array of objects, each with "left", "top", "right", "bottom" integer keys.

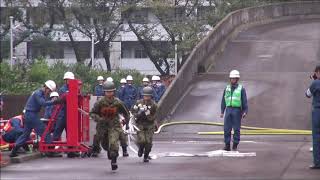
[{"left": 224, "top": 107, "right": 241, "bottom": 144}]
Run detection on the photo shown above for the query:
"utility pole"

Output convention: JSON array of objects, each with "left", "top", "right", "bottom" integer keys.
[
  {"left": 91, "top": 33, "right": 94, "bottom": 69},
  {"left": 10, "top": 16, "right": 13, "bottom": 70}
]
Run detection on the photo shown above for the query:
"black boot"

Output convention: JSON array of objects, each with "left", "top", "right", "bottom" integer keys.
[
  {"left": 232, "top": 143, "right": 238, "bottom": 151},
  {"left": 224, "top": 143, "right": 231, "bottom": 151},
  {"left": 22, "top": 144, "right": 30, "bottom": 152},
  {"left": 107, "top": 151, "right": 111, "bottom": 160},
  {"left": 10, "top": 146, "right": 19, "bottom": 158},
  {"left": 122, "top": 146, "right": 129, "bottom": 157},
  {"left": 111, "top": 157, "right": 118, "bottom": 171},
  {"left": 67, "top": 152, "right": 80, "bottom": 158},
  {"left": 143, "top": 152, "right": 150, "bottom": 163},
  {"left": 138, "top": 145, "right": 144, "bottom": 157}
]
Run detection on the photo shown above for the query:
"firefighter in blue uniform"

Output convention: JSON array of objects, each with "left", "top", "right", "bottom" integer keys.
[
  {"left": 151, "top": 76, "right": 165, "bottom": 102},
  {"left": 44, "top": 92, "right": 59, "bottom": 119},
  {"left": 117, "top": 78, "right": 127, "bottom": 101},
  {"left": 2, "top": 111, "right": 25, "bottom": 144},
  {"left": 306, "top": 65, "right": 320, "bottom": 169},
  {"left": 220, "top": 70, "right": 248, "bottom": 151},
  {"left": 10, "top": 80, "right": 61, "bottom": 157},
  {"left": 121, "top": 75, "right": 138, "bottom": 109},
  {"left": 94, "top": 76, "right": 105, "bottom": 96},
  {"left": 53, "top": 71, "right": 79, "bottom": 158}
]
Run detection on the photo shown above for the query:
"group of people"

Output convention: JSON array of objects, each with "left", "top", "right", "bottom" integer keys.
[
  {"left": 2, "top": 71, "right": 161, "bottom": 171},
  {"left": 2, "top": 66, "right": 319, "bottom": 171},
  {"left": 91, "top": 75, "right": 164, "bottom": 170},
  {"left": 94, "top": 75, "right": 166, "bottom": 109},
  {"left": 6, "top": 72, "right": 79, "bottom": 158}
]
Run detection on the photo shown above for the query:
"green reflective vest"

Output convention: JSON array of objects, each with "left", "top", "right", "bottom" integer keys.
[{"left": 224, "top": 84, "right": 242, "bottom": 108}]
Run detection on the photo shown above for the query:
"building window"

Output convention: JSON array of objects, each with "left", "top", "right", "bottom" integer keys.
[
  {"left": 134, "top": 49, "right": 147, "bottom": 58},
  {"left": 49, "top": 44, "right": 64, "bottom": 59}
]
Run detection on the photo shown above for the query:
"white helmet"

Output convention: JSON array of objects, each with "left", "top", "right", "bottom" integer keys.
[
  {"left": 126, "top": 75, "right": 133, "bottom": 81},
  {"left": 63, "top": 71, "right": 75, "bottom": 80},
  {"left": 45, "top": 80, "right": 57, "bottom": 91},
  {"left": 142, "top": 77, "right": 149, "bottom": 82},
  {"left": 97, "top": 76, "right": 104, "bottom": 81},
  {"left": 229, "top": 70, "right": 240, "bottom": 78},
  {"left": 152, "top": 75, "right": 160, "bottom": 81},
  {"left": 50, "top": 91, "right": 59, "bottom": 97},
  {"left": 106, "top": 77, "right": 114, "bottom": 82},
  {"left": 120, "top": 78, "right": 127, "bottom": 84}
]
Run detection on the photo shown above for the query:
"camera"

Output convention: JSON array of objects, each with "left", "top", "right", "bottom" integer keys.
[{"left": 311, "top": 73, "right": 317, "bottom": 80}]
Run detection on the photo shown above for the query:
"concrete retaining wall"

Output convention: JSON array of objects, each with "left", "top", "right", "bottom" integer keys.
[{"left": 157, "top": 1, "right": 320, "bottom": 121}]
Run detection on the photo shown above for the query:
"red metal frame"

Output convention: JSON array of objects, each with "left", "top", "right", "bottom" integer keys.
[{"left": 39, "top": 79, "right": 90, "bottom": 153}]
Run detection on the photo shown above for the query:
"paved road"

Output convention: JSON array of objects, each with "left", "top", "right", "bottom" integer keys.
[
  {"left": 1, "top": 19, "right": 320, "bottom": 179},
  {"left": 170, "top": 18, "right": 320, "bottom": 133}
]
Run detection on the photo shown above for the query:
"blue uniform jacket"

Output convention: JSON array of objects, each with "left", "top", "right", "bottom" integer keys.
[
  {"left": 57, "top": 84, "right": 69, "bottom": 120},
  {"left": 24, "top": 89, "right": 54, "bottom": 112},
  {"left": 307, "top": 79, "right": 320, "bottom": 108},
  {"left": 152, "top": 84, "right": 166, "bottom": 102},
  {"left": 94, "top": 84, "right": 104, "bottom": 96},
  {"left": 221, "top": 84, "right": 248, "bottom": 114},
  {"left": 121, "top": 84, "right": 138, "bottom": 109}
]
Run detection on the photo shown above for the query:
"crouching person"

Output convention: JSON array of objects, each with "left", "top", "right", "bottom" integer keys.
[{"left": 132, "top": 87, "right": 157, "bottom": 163}]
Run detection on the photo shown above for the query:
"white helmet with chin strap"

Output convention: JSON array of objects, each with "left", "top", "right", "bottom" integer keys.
[
  {"left": 126, "top": 75, "right": 133, "bottom": 81},
  {"left": 106, "top": 77, "right": 114, "bottom": 82},
  {"left": 50, "top": 91, "right": 59, "bottom": 97},
  {"left": 45, "top": 80, "right": 57, "bottom": 91},
  {"left": 229, "top": 70, "right": 240, "bottom": 78},
  {"left": 63, "top": 72, "right": 75, "bottom": 80},
  {"left": 120, "top": 78, "right": 127, "bottom": 84},
  {"left": 142, "top": 77, "right": 149, "bottom": 82},
  {"left": 97, "top": 76, "right": 104, "bottom": 81}
]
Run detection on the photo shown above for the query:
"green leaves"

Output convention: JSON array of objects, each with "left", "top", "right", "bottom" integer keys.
[{"left": 0, "top": 60, "right": 143, "bottom": 95}]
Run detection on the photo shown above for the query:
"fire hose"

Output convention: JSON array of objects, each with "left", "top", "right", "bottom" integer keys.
[{"left": 153, "top": 121, "right": 311, "bottom": 135}]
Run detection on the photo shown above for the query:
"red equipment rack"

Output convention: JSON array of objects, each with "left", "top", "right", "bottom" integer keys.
[{"left": 39, "top": 79, "right": 90, "bottom": 153}]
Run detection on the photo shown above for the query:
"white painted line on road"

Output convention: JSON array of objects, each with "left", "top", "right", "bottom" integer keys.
[
  {"left": 258, "top": 54, "right": 273, "bottom": 58},
  {"left": 149, "top": 150, "right": 256, "bottom": 159}
]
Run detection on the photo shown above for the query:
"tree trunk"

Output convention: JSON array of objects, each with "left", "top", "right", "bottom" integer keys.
[
  {"left": 67, "top": 32, "right": 83, "bottom": 63},
  {"left": 99, "top": 42, "right": 112, "bottom": 72}
]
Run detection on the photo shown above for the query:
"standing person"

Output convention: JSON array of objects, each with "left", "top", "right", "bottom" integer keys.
[
  {"left": 138, "top": 77, "right": 158, "bottom": 101},
  {"left": 53, "top": 71, "right": 79, "bottom": 158},
  {"left": 132, "top": 86, "right": 157, "bottom": 162},
  {"left": 44, "top": 92, "right": 59, "bottom": 119},
  {"left": 94, "top": 76, "right": 105, "bottom": 97},
  {"left": 220, "top": 70, "right": 248, "bottom": 151},
  {"left": 90, "top": 81, "right": 130, "bottom": 171},
  {"left": 306, "top": 65, "right": 320, "bottom": 169},
  {"left": 117, "top": 78, "right": 127, "bottom": 101},
  {"left": 10, "top": 80, "right": 61, "bottom": 157},
  {"left": 122, "top": 75, "right": 138, "bottom": 109},
  {"left": 151, "top": 76, "right": 165, "bottom": 102}
]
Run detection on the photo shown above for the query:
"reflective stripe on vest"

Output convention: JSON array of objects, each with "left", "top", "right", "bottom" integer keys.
[
  {"left": 3, "top": 115, "right": 23, "bottom": 132},
  {"left": 224, "top": 84, "right": 242, "bottom": 108}
]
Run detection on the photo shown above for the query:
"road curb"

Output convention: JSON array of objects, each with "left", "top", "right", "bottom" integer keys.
[{"left": 1, "top": 152, "right": 42, "bottom": 167}]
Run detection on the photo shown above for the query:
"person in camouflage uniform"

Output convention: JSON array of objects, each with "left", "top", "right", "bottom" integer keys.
[
  {"left": 90, "top": 81, "right": 130, "bottom": 171},
  {"left": 132, "top": 86, "right": 157, "bottom": 162}
]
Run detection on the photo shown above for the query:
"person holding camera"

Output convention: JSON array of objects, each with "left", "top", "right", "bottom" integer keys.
[{"left": 306, "top": 65, "right": 320, "bottom": 169}]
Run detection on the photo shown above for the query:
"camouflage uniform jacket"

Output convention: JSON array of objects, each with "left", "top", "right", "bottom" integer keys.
[{"left": 90, "top": 97, "right": 130, "bottom": 129}]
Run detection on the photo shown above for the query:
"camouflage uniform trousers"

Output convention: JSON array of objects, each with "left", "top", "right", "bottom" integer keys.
[
  {"left": 93, "top": 122, "right": 109, "bottom": 153},
  {"left": 137, "top": 126, "right": 154, "bottom": 154},
  {"left": 108, "top": 127, "right": 127, "bottom": 158}
]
